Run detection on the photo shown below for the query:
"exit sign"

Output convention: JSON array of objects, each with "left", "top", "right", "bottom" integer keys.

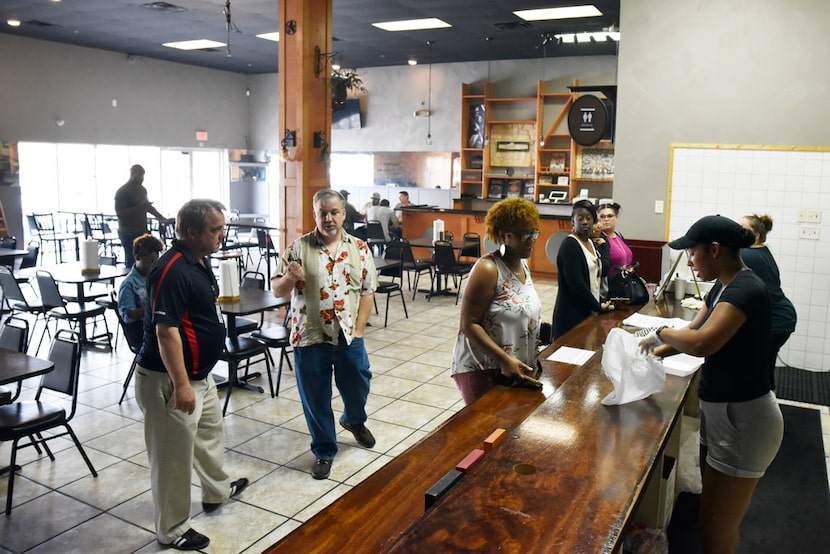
[{"left": 195, "top": 130, "right": 208, "bottom": 141}]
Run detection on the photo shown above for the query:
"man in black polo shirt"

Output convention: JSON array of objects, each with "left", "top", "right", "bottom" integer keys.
[{"left": 135, "top": 199, "right": 248, "bottom": 551}]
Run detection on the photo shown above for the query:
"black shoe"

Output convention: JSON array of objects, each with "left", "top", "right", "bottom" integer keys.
[
  {"left": 311, "top": 459, "right": 332, "bottom": 480},
  {"left": 340, "top": 420, "right": 376, "bottom": 448},
  {"left": 202, "top": 477, "right": 249, "bottom": 513},
  {"left": 164, "top": 528, "right": 210, "bottom": 551}
]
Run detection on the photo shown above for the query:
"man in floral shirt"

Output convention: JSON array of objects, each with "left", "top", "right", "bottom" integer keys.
[{"left": 272, "top": 189, "right": 377, "bottom": 480}]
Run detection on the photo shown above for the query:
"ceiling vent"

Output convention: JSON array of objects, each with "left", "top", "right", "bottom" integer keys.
[
  {"left": 493, "top": 21, "right": 534, "bottom": 31},
  {"left": 140, "top": 2, "right": 188, "bottom": 13}
]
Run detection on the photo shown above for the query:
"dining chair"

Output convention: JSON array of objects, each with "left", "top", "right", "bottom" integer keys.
[
  {"left": 30, "top": 212, "right": 74, "bottom": 263},
  {"left": 398, "top": 240, "right": 433, "bottom": 299},
  {"left": 430, "top": 241, "right": 472, "bottom": 305},
  {"left": 254, "top": 229, "right": 279, "bottom": 275},
  {"left": 36, "top": 270, "right": 112, "bottom": 350},
  {"left": 83, "top": 213, "right": 121, "bottom": 258},
  {"left": 373, "top": 243, "right": 408, "bottom": 327},
  {"left": 115, "top": 305, "right": 143, "bottom": 405},
  {"left": 250, "top": 322, "right": 293, "bottom": 397},
  {"left": 365, "top": 221, "right": 388, "bottom": 256},
  {"left": 220, "top": 336, "right": 273, "bottom": 415},
  {"left": 459, "top": 232, "right": 481, "bottom": 264},
  {"left": 0, "top": 316, "right": 30, "bottom": 405},
  {"left": 233, "top": 271, "right": 267, "bottom": 334},
  {"left": 0, "top": 329, "right": 98, "bottom": 515},
  {"left": 13, "top": 241, "right": 40, "bottom": 291},
  {"left": 0, "top": 266, "right": 50, "bottom": 353},
  {"left": 95, "top": 288, "right": 122, "bottom": 351}
]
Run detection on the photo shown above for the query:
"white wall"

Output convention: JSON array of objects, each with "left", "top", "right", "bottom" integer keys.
[
  {"left": 0, "top": 34, "right": 250, "bottom": 148},
  {"left": 615, "top": 0, "right": 830, "bottom": 241}
]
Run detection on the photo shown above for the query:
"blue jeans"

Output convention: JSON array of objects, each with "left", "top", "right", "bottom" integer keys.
[{"left": 293, "top": 335, "right": 372, "bottom": 460}]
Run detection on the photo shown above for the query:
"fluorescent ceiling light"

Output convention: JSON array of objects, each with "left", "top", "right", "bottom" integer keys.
[
  {"left": 576, "top": 32, "right": 592, "bottom": 43},
  {"left": 555, "top": 31, "right": 620, "bottom": 43},
  {"left": 514, "top": 5, "right": 602, "bottom": 21},
  {"left": 162, "top": 39, "right": 226, "bottom": 50},
  {"left": 256, "top": 32, "right": 280, "bottom": 42},
  {"left": 372, "top": 18, "right": 451, "bottom": 32}
]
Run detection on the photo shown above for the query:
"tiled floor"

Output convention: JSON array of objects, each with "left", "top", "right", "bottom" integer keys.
[{"left": 0, "top": 272, "right": 559, "bottom": 554}]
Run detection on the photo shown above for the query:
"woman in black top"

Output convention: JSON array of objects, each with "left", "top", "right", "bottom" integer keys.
[
  {"left": 739, "top": 214, "right": 797, "bottom": 390},
  {"left": 640, "top": 215, "right": 783, "bottom": 554},
  {"left": 552, "top": 200, "right": 612, "bottom": 340}
]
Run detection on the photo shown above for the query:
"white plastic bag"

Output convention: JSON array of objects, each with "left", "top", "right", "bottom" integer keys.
[{"left": 600, "top": 328, "right": 666, "bottom": 405}]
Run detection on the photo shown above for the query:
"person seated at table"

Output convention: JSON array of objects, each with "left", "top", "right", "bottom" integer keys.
[
  {"left": 739, "top": 213, "right": 796, "bottom": 390},
  {"left": 639, "top": 215, "right": 782, "bottom": 554},
  {"left": 366, "top": 198, "right": 400, "bottom": 241},
  {"left": 552, "top": 200, "right": 613, "bottom": 340},
  {"left": 117, "top": 234, "right": 164, "bottom": 347},
  {"left": 451, "top": 197, "right": 542, "bottom": 404}
]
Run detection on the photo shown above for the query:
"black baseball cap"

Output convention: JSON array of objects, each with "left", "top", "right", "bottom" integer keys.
[{"left": 668, "top": 215, "right": 753, "bottom": 250}]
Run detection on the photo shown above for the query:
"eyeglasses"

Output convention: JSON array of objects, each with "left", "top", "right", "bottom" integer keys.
[{"left": 512, "top": 230, "right": 540, "bottom": 242}]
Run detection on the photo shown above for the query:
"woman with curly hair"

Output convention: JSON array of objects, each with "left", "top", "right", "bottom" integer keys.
[
  {"left": 739, "top": 214, "right": 797, "bottom": 390},
  {"left": 450, "top": 197, "right": 543, "bottom": 404}
]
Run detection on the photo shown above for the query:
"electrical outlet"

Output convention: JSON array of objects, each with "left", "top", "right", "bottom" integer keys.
[
  {"left": 654, "top": 200, "right": 664, "bottom": 214},
  {"left": 805, "top": 209, "right": 822, "bottom": 224},
  {"left": 796, "top": 209, "right": 807, "bottom": 223},
  {"left": 799, "top": 226, "right": 820, "bottom": 240}
]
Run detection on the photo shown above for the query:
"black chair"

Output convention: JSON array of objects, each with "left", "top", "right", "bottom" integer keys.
[
  {"left": 0, "top": 316, "right": 30, "bottom": 405},
  {"left": 95, "top": 288, "right": 122, "bottom": 351},
  {"left": 365, "top": 221, "right": 388, "bottom": 256},
  {"left": 220, "top": 337, "right": 273, "bottom": 416},
  {"left": 0, "top": 330, "right": 98, "bottom": 515},
  {"left": 29, "top": 213, "right": 76, "bottom": 263},
  {"left": 233, "top": 271, "right": 267, "bottom": 335},
  {"left": 373, "top": 244, "right": 408, "bottom": 328},
  {"left": 115, "top": 305, "right": 143, "bottom": 405},
  {"left": 430, "top": 241, "right": 472, "bottom": 305},
  {"left": 13, "top": 241, "right": 40, "bottom": 291},
  {"left": 250, "top": 322, "right": 293, "bottom": 397},
  {"left": 0, "top": 236, "right": 18, "bottom": 269},
  {"left": 399, "top": 240, "right": 433, "bottom": 299},
  {"left": 83, "top": 213, "right": 120, "bottom": 259},
  {"left": 0, "top": 266, "right": 50, "bottom": 353},
  {"left": 36, "top": 270, "right": 112, "bottom": 349},
  {"left": 459, "top": 232, "right": 481, "bottom": 263},
  {"left": 254, "top": 229, "right": 279, "bottom": 276}
]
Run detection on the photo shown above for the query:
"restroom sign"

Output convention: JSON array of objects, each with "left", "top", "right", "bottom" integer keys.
[{"left": 568, "top": 95, "right": 613, "bottom": 146}]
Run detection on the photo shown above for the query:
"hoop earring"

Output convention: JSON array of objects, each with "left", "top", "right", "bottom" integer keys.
[{"left": 498, "top": 243, "right": 506, "bottom": 256}]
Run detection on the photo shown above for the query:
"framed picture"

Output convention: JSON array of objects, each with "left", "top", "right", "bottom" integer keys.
[
  {"left": 522, "top": 180, "right": 535, "bottom": 200},
  {"left": 505, "top": 179, "right": 522, "bottom": 198},
  {"left": 548, "top": 153, "right": 566, "bottom": 172},
  {"left": 488, "top": 178, "right": 504, "bottom": 199},
  {"left": 576, "top": 148, "right": 615, "bottom": 179},
  {"left": 557, "top": 175, "right": 570, "bottom": 185},
  {"left": 538, "top": 175, "right": 553, "bottom": 185}
]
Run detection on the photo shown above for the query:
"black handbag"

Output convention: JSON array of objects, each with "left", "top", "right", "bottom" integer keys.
[{"left": 608, "top": 264, "right": 649, "bottom": 305}]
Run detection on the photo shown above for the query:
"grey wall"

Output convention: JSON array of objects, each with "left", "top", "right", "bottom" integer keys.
[
  {"left": 0, "top": 34, "right": 249, "bottom": 148},
  {"left": 614, "top": 0, "right": 830, "bottom": 240}
]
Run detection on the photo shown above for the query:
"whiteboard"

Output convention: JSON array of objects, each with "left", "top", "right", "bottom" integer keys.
[{"left": 667, "top": 144, "right": 830, "bottom": 372}]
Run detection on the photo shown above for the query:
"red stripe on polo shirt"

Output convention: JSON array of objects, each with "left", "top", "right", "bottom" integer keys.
[
  {"left": 181, "top": 311, "right": 200, "bottom": 374},
  {"left": 151, "top": 251, "right": 183, "bottom": 313}
]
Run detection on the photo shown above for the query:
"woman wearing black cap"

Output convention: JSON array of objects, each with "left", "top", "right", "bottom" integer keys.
[
  {"left": 640, "top": 215, "right": 783, "bottom": 554},
  {"left": 552, "top": 199, "right": 613, "bottom": 340}
]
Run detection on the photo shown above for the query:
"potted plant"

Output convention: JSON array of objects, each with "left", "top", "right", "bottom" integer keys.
[{"left": 330, "top": 69, "right": 366, "bottom": 111}]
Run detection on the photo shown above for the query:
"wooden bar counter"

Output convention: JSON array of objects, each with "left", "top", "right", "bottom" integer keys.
[{"left": 264, "top": 300, "right": 696, "bottom": 553}]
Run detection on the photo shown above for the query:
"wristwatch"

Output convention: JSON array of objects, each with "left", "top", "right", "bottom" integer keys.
[{"left": 655, "top": 326, "right": 668, "bottom": 343}]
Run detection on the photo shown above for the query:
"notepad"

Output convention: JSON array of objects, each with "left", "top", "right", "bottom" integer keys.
[
  {"left": 546, "top": 346, "right": 595, "bottom": 366},
  {"left": 663, "top": 353, "right": 704, "bottom": 377},
  {"left": 622, "top": 313, "right": 689, "bottom": 330}
]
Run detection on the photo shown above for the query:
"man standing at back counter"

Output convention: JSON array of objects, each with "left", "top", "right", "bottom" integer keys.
[{"left": 272, "top": 189, "right": 377, "bottom": 480}]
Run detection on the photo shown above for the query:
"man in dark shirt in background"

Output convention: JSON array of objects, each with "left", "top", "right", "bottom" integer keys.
[
  {"left": 114, "top": 164, "right": 173, "bottom": 267},
  {"left": 340, "top": 189, "right": 366, "bottom": 240},
  {"left": 134, "top": 199, "right": 248, "bottom": 551}
]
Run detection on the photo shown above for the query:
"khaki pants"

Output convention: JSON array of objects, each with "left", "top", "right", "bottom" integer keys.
[{"left": 135, "top": 366, "right": 230, "bottom": 543}]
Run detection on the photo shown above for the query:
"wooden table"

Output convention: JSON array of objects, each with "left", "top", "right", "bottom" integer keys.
[{"left": 264, "top": 298, "right": 697, "bottom": 553}]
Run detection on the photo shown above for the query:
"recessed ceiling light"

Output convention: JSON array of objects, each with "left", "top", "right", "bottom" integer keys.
[
  {"left": 514, "top": 5, "right": 602, "bottom": 21},
  {"left": 256, "top": 32, "right": 280, "bottom": 42},
  {"left": 7, "top": 20, "right": 21, "bottom": 27},
  {"left": 372, "top": 18, "right": 451, "bottom": 32},
  {"left": 408, "top": 58, "right": 418, "bottom": 66},
  {"left": 162, "top": 39, "right": 226, "bottom": 51}
]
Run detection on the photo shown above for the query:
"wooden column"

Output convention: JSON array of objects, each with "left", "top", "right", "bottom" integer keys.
[{"left": 277, "top": 0, "right": 332, "bottom": 251}]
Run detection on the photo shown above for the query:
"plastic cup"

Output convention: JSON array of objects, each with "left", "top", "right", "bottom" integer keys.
[{"left": 673, "top": 280, "right": 685, "bottom": 301}]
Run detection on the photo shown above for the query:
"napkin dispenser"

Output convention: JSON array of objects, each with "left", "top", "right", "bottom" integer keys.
[
  {"left": 80, "top": 239, "right": 100, "bottom": 273},
  {"left": 432, "top": 219, "right": 445, "bottom": 244},
  {"left": 217, "top": 260, "right": 240, "bottom": 301}
]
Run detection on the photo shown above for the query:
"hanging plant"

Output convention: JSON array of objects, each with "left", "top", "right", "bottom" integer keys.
[{"left": 330, "top": 69, "right": 366, "bottom": 111}]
